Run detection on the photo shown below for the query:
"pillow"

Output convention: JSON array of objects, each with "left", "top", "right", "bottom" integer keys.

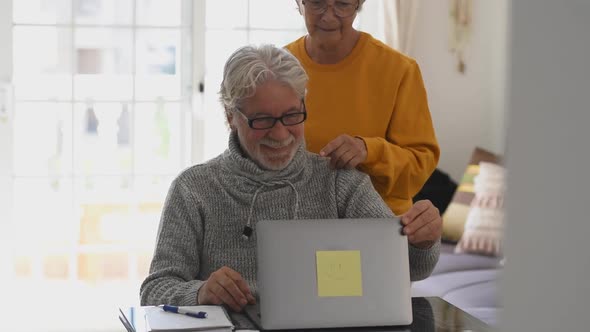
[
  {"left": 441, "top": 147, "right": 502, "bottom": 242},
  {"left": 455, "top": 162, "right": 506, "bottom": 256}
]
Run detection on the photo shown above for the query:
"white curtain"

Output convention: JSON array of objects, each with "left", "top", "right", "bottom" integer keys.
[{"left": 383, "top": 0, "right": 422, "bottom": 55}]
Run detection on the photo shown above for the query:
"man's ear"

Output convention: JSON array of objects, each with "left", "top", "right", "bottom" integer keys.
[{"left": 226, "top": 111, "right": 236, "bottom": 131}]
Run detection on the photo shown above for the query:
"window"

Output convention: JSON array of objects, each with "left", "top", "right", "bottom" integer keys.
[{"left": 6, "top": 0, "right": 192, "bottom": 330}]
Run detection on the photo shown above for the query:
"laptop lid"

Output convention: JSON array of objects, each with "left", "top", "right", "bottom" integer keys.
[{"left": 255, "top": 218, "right": 412, "bottom": 330}]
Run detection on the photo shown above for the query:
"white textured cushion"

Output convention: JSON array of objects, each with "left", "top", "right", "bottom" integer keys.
[{"left": 455, "top": 162, "right": 506, "bottom": 256}]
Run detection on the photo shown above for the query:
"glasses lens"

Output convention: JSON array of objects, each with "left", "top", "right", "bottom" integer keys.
[
  {"left": 282, "top": 113, "right": 306, "bottom": 125},
  {"left": 334, "top": 1, "right": 357, "bottom": 17},
  {"left": 250, "top": 117, "right": 277, "bottom": 129},
  {"left": 305, "top": 0, "right": 325, "bottom": 14},
  {"left": 304, "top": 0, "right": 357, "bottom": 17}
]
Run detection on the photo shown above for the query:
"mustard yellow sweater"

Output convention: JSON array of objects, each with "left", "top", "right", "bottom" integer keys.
[{"left": 286, "top": 32, "right": 440, "bottom": 215}]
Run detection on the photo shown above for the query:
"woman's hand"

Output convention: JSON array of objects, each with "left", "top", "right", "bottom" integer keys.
[{"left": 320, "top": 134, "right": 368, "bottom": 169}]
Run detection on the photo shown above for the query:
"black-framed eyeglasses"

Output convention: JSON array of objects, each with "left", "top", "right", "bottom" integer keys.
[
  {"left": 235, "top": 100, "right": 307, "bottom": 130},
  {"left": 302, "top": 0, "right": 359, "bottom": 18}
]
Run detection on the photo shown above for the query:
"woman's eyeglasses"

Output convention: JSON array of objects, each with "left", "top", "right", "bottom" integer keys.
[{"left": 302, "top": 0, "right": 359, "bottom": 18}]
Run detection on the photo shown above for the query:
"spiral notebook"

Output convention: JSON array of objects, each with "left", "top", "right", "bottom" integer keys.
[{"left": 144, "top": 305, "right": 234, "bottom": 332}]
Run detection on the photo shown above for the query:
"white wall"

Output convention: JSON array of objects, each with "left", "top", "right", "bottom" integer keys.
[
  {"left": 501, "top": 1, "right": 590, "bottom": 331},
  {"left": 0, "top": 0, "right": 11, "bottom": 82},
  {"left": 0, "top": 0, "right": 12, "bottom": 288},
  {"left": 412, "top": 0, "right": 508, "bottom": 181}
]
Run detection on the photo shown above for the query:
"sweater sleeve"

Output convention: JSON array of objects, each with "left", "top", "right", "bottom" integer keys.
[
  {"left": 336, "top": 169, "right": 439, "bottom": 281},
  {"left": 140, "top": 177, "right": 205, "bottom": 306},
  {"left": 359, "top": 61, "right": 440, "bottom": 215}
]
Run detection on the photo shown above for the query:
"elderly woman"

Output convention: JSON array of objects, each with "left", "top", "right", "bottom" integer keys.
[
  {"left": 140, "top": 44, "right": 439, "bottom": 312},
  {"left": 286, "top": 0, "right": 442, "bottom": 249}
]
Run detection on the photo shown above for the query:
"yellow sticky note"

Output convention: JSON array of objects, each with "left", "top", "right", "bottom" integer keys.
[{"left": 316, "top": 250, "right": 363, "bottom": 297}]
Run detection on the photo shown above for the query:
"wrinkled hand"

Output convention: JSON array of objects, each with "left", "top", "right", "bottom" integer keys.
[
  {"left": 198, "top": 266, "right": 256, "bottom": 312},
  {"left": 320, "top": 134, "right": 368, "bottom": 169},
  {"left": 400, "top": 200, "right": 442, "bottom": 249}
]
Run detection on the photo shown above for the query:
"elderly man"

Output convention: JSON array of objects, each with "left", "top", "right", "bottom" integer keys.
[{"left": 140, "top": 45, "right": 441, "bottom": 313}]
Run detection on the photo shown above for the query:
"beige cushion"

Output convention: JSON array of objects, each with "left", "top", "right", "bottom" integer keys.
[
  {"left": 441, "top": 148, "right": 502, "bottom": 242},
  {"left": 455, "top": 162, "right": 506, "bottom": 256}
]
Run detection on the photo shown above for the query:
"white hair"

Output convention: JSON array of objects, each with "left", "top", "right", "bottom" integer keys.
[{"left": 219, "top": 44, "right": 308, "bottom": 116}]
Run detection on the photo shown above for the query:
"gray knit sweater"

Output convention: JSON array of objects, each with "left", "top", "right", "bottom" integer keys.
[{"left": 140, "top": 132, "right": 440, "bottom": 306}]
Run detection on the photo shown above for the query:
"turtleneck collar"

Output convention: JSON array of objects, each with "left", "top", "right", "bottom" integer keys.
[
  {"left": 222, "top": 130, "right": 308, "bottom": 184},
  {"left": 221, "top": 131, "right": 309, "bottom": 240}
]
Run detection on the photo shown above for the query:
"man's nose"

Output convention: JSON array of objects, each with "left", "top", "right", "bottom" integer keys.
[{"left": 268, "top": 121, "right": 291, "bottom": 140}]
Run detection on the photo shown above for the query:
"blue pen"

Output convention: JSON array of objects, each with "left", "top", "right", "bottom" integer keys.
[{"left": 161, "top": 305, "right": 208, "bottom": 319}]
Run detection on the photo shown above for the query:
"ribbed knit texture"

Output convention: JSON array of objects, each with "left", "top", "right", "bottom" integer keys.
[{"left": 140, "top": 132, "right": 439, "bottom": 306}]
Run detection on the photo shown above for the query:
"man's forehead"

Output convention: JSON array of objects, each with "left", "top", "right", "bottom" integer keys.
[
  {"left": 240, "top": 82, "right": 301, "bottom": 116},
  {"left": 241, "top": 99, "right": 303, "bottom": 117}
]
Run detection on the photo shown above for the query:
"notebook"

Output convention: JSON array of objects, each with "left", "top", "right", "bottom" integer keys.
[
  {"left": 144, "top": 305, "right": 234, "bottom": 332},
  {"left": 252, "top": 218, "right": 413, "bottom": 330}
]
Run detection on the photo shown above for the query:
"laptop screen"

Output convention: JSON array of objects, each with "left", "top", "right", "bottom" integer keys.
[{"left": 255, "top": 218, "right": 412, "bottom": 330}]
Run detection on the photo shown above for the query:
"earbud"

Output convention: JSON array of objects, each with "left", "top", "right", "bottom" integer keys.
[{"left": 242, "top": 225, "right": 253, "bottom": 240}]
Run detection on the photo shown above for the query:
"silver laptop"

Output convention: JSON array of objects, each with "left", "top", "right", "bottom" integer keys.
[{"left": 251, "top": 218, "right": 412, "bottom": 330}]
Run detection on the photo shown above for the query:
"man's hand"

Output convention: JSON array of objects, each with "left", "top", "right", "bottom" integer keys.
[
  {"left": 400, "top": 200, "right": 442, "bottom": 249},
  {"left": 197, "top": 266, "right": 256, "bottom": 312},
  {"left": 320, "top": 134, "right": 368, "bottom": 169}
]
